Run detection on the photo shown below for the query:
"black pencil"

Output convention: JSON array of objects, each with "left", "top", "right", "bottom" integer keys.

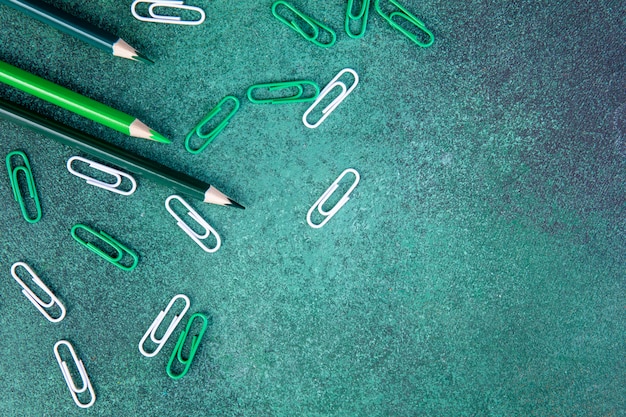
[
  {"left": 0, "top": 0, "right": 153, "bottom": 63},
  {"left": 0, "top": 99, "right": 244, "bottom": 209}
]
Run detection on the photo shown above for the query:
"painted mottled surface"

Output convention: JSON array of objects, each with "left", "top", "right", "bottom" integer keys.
[{"left": 0, "top": 1, "right": 623, "bottom": 416}]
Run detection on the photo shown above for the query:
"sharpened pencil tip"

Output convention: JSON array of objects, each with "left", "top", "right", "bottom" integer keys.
[
  {"left": 133, "top": 52, "right": 154, "bottom": 64},
  {"left": 228, "top": 199, "right": 245, "bottom": 209},
  {"left": 149, "top": 130, "right": 171, "bottom": 144},
  {"left": 204, "top": 186, "right": 243, "bottom": 208},
  {"left": 113, "top": 39, "right": 154, "bottom": 63}
]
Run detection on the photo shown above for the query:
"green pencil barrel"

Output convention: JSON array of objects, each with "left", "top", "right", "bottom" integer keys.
[{"left": 0, "top": 60, "right": 133, "bottom": 136}]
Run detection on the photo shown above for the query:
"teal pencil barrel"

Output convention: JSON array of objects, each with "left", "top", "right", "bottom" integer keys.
[{"left": 0, "top": 0, "right": 117, "bottom": 52}]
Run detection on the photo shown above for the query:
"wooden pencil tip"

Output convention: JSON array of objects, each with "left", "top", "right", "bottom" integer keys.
[
  {"left": 204, "top": 186, "right": 244, "bottom": 208},
  {"left": 113, "top": 39, "right": 153, "bottom": 63},
  {"left": 129, "top": 120, "right": 170, "bottom": 142}
]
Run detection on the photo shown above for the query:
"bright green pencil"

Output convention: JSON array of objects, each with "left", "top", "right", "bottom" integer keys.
[{"left": 0, "top": 60, "right": 169, "bottom": 143}]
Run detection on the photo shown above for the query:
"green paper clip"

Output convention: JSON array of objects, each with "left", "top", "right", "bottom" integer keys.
[
  {"left": 345, "top": 0, "right": 371, "bottom": 39},
  {"left": 271, "top": 1, "right": 336, "bottom": 48},
  {"left": 185, "top": 96, "right": 240, "bottom": 155},
  {"left": 247, "top": 80, "right": 320, "bottom": 104},
  {"left": 71, "top": 224, "right": 138, "bottom": 271},
  {"left": 374, "top": 0, "right": 434, "bottom": 47},
  {"left": 166, "top": 313, "right": 208, "bottom": 380},
  {"left": 5, "top": 150, "right": 42, "bottom": 223}
]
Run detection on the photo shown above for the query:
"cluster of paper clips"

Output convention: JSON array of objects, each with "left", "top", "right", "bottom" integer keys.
[
  {"left": 8, "top": 263, "right": 210, "bottom": 404},
  {"left": 272, "top": 0, "right": 434, "bottom": 48},
  {"left": 183, "top": 67, "right": 358, "bottom": 155},
  {"left": 4, "top": 151, "right": 217, "bottom": 407},
  {"left": 139, "top": 294, "right": 209, "bottom": 379},
  {"left": 5, "top": 152, "right": 142, "bottom": 223},
  {"left": 6, "top": 147, "right": 221, "bottom": 262},
  {"left": 65, "top": 155, "right": 221, "bottom": 255},
  {"left": 133, "top": 0, "right": 432, "bottom": 158},
  {"left": 243, "top": 68, "right": 359, "bottom": 133},
  {"left": 4, "top": 151, "right": 136, "bottom": 409},
  {"left": 8, "top": 261, "right": 95, "bottom": 408},
  {"left": 1, "top": 0, "right": 434, "bottom": 409},
  {"left": 129, "top": 0, "right": 433, "bottom": 43}
]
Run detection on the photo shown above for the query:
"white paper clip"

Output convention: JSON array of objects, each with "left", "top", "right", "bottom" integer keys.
[
  {"left": 53, "top": 340, "right": 96, "bottom": 409},
  {"left": 139, "top": 294, "right": 190, "bottom": 357},
  {"left": 165, "top": 195, "right": 222, "bottom": 253},
  {"left": 131, "top": 0, "right": 206, "bottom": 25},
  {"left": 302, "top": 68, "right": 359, "bottom": 128},
  {"left": 307, "top": 168, "right": 360, "bottom": 228},
  {"left": 67, "top": 156, "right": 137, "bottom": 196},
  {"left": 10, "top": 262, "right": 66, "bottom": 323}
]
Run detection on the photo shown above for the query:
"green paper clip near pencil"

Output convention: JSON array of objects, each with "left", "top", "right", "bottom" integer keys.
[
  {"left": 247, "top": 80, "right": 320, "bottom": 104},
  {"left": 271, "top": 1, "right": 336, "bottom": 48},
  {"left": 185, "top": 96, "right": 240, "bottom": 155},
  {"left": 71, "top": 224, "right": 138, "bottom": 271},
  {"left": 6, "top": 150, "right": 42, "bottom": 223},
  {"left": 374, "top": 0, "right": 434, "bottom": 47},
  {"left": 166, "top": 312, "right": 209, "bottom": 379}
]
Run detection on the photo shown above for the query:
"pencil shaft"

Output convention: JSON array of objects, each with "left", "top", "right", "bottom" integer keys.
[
  {"left": 0, "top": 0, "right": 117, "bottom": 52},
  {"left": 0, "top": 98, "right": 208, "bottom": 202},
  {"left": 0, "top": 60, "right": 137, "bottom": 136}
]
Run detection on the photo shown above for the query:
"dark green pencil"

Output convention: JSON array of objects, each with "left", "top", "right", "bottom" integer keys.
[
  {"left": 0, "top": 0, "right": 152, "bottom": 63},
  {"left": 0, "top": 99, "right": 244, "bottom": 209}
]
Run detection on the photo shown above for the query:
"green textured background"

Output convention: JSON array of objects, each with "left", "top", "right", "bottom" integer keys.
[{"left": 0, "top": 1, "right": 624, "bottom": 416}]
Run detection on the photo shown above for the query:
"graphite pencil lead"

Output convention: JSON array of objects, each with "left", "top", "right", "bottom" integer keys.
[
  {"left": 228, "top": 199, "right": 245, "bottom": 210},
  {"left": 132, "top": 51, "right": 154, "bottom": 64}
]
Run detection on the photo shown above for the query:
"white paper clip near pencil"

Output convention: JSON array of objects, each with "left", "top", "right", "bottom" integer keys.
[
  {"left": 67, "top": 156, "right": 137, "bottom": 195},
  {"left": 302, "top": 68, "right": 359, "bottom": 128},
  {"left": 139, "top": 294, "right": 190, "bottom": 357},
  {"left": 307, "top": 168, "right": 360, "bottom": 228},
  {"left": 53, "top": 340, "right": 96, "bottom": 409},
  {"left": 10, "top": 261, "right": 66, "bottom": 323},
  {"left": 131, "top": 0, "right": 206, "bottom": 25},
  {"left": 165, "top": 195, "right": 222, "bottom": 253}
]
